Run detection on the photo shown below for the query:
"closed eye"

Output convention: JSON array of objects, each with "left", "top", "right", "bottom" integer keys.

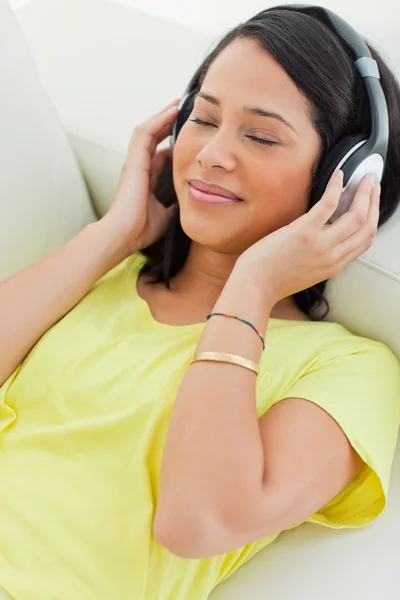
[{"left": 188, "top": 117, "right": 278, "bottom": 147}]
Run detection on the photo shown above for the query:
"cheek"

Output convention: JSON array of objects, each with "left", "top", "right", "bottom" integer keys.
[
  {"left": 171, "top": 128, "right": 198, "bottom": 195},
  {"left": 173, "top": 124, "right": 198, "bottom": 164},
  {"left": 278, "top": 165, "right": 314, "bottom": 220},
  {"left": 247, "top": 165, "right": 312, "bottom": 235},
  {"left": 260, "top": 155, "right": 313, "bottom": 213}
]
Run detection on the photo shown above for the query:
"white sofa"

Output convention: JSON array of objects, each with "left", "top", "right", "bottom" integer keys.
[{"left": 2, "top": 0, "right": 400, "bottom": 597}]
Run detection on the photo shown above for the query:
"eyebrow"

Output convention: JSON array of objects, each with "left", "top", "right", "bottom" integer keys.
[{"left": 195, "top": 91, "right": 298, "bottom": 135}]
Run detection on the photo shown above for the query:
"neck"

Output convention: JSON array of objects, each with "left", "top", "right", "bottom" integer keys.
[
  {"left": 168, "top": 243, "right": 234, "bottom": 305},
  {"left": 168, "top": 243, "right": 297, "bottom": 318}
]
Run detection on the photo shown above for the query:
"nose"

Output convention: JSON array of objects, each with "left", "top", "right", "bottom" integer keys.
[{"left": 195, "top": 127, "right": 237, "bottom": 170}]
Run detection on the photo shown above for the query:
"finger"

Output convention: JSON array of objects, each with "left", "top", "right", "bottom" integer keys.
[
  {"left": 372, "top": 182, "right": 381, "bottom": 220},
  {"left": 336, "top": 181, "right": 380, "bottom": 263},
  {"left": 146, "top": 98, "right": 181, "bottom": 118},
  {"left": 346, "top": 172, "right": 375, "bottom": 224},
  {"left": 120, "top": 99, "right": 177, "bottom": 195},
  {"left": 308, "top": 170, "right": 344, "bottom": 227},
  {"left": 164, "top": 97, "right": 182, "bottom": 109},
  {"left": 127, "top": 108, "right": 178, "bottom": 171},
  {"left": 325, "top": 173, "right": 376, "bottom": 243},
  {"left": 120, "top": 105, "right": 178, "bottom": 210},
  {"left": 128, "top": 103, "right": 180, "bottom": 156}
]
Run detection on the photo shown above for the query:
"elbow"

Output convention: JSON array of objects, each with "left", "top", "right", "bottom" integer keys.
[
  {"left": 153, "top": 480, "right": 284, "bottom": 558},
  {"left": 152, "top": 513, "right": 196, "bottom": 559},
  {"left": 153, "top": 507, "right": 221, "bottom": 560},
  {"left": 152, "top": 519, "right": 192, "bottom": 559}
]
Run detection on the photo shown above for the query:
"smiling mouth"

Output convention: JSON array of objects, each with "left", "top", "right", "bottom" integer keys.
[{"left": 188, "top": 183, "right": 243, "bottom": 205}]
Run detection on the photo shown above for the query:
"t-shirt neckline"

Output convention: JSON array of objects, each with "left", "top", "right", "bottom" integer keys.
[
  {"left": 129, "top": 251, "right": 318, "bottom": 330},
  {"left": 130, "top": 252, "right": 206, "bottom": 331}
]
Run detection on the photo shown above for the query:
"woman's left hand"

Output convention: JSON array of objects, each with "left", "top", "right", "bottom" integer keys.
[{"left": 236, "top": 170, "right": 381, "bottom": 306}]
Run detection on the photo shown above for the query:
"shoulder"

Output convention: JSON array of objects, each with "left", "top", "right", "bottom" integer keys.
[
  {"left": 261, "top": 320, "right": 400, "bottom": 418},
  {"left": 300, "top": 321, "right": 400, "bottom": 385},
  {"left": 314, "top": 323, "right": 399, "bottom": 370},
  {"left": 269, "top": 316, "right": 396, "bottom": 362},
  {"left": 91, "top": 251, "right": 147, "bottom": 290}
]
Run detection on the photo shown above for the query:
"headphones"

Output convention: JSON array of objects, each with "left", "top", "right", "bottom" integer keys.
[{"left": 169, "top": 4, "right": 389, "bottom": 224}]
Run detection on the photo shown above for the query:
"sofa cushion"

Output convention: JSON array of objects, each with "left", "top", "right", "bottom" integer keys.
[{"left": 0, "top": 0, "right": 96, "bottom": 282}]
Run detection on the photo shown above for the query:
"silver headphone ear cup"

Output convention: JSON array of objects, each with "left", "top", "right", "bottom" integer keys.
[
  {"left": 311, "top": 134, "right": 366, "bottom": 210},
  {"left": 327, "top": 150, "right": 384, "bottom": 224}
]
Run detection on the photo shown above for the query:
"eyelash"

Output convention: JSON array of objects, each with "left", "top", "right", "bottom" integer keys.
[{"left": 188, "top": 117, "right": 278, "bottom": 146}]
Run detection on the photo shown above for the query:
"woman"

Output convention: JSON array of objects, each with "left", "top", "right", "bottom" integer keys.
[{"left": 1, "top": 6, "right": 400, "bottom": 600}]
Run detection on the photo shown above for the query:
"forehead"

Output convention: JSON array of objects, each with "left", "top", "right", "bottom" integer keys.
[{"left": 200, "top": 38, "right": 311, "bottom": 123}]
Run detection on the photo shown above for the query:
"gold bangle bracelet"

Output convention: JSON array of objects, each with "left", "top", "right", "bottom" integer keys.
[{"left": 190, "top": 352, "right": 259, "bottom": 375}]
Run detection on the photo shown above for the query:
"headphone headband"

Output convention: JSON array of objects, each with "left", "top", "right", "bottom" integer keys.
[{"left": 268, "top": 5, "right": 389, "bottom": 162}]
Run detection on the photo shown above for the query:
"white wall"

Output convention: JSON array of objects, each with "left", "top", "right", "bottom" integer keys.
[
  {"left": 9, "top": 0, "right": 400, "bottom": 36},
  {"left": 9, "top": 0, "right": 400, "bottom": 76},
  {"left": 114, "top": 1, "right": 399, "bottom": 37}
]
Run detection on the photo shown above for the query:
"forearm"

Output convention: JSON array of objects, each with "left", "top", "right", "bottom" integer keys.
[
  {"left": 155, "top": 265, "right": 275, "bottom": 534},
  {"left": 0, "top": 218, "right": 131, "bottom": 387}
]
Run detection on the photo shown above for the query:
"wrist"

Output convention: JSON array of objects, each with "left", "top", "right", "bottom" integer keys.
[
  {"left": 229, "top": 259, "right": 278, "bottom": 309},
  {"left": 91, "top": 218, "right": 139, "bottom": 264},
  {"left": 211, "top": 266, "right": 275, "bottom": 329}
]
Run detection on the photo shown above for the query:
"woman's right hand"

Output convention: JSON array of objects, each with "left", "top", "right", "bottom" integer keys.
[{"left": 101, "top": 98, "right": 181, "bottom": 256}]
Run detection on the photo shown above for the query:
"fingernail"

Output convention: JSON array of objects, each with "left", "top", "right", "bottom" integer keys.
[
  {"left": 336, "top": 170, "right": 344, "bottom": 180},
  {"left": 368, "top": 173, "right": 376, "bottom": 185}
]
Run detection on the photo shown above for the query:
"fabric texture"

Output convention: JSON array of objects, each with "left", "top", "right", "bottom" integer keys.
[
  {"left": 0, "top": 0, "right": 95, "bottom": 283},
  {"left": 0, "top": 251, "right": 399, "bottom": 600}
]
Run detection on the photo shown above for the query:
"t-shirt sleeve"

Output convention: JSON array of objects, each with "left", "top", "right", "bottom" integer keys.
[
  {"left": 0, "top": 365, "right": 20, "bottom": 437},
  {"left": 274, "top": 337, "right": 400, "bottom": 529}
]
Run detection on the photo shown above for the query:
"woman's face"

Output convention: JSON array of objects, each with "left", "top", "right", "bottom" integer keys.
[{"left": 172, "top": 38, "right": 322, "bottom": 255}]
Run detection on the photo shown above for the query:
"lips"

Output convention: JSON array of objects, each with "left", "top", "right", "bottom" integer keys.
[
  {"left": 189, "top": 179, "right": 241, "bottom": 200},
  {"left": 189, "top": 185, "right": 241, "bottom": 205}
]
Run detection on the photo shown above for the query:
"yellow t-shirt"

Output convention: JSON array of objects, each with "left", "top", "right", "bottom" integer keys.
[{"left": 1, "top": 251, "right": 400, "bottom": 600}]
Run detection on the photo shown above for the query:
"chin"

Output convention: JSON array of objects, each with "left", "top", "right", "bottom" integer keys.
[
  {"left": 179, "top": 212, "right": 250, "bottom": 255},
  {"left": 176, "top": 185, "right": 258, "bottom": 254}
]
